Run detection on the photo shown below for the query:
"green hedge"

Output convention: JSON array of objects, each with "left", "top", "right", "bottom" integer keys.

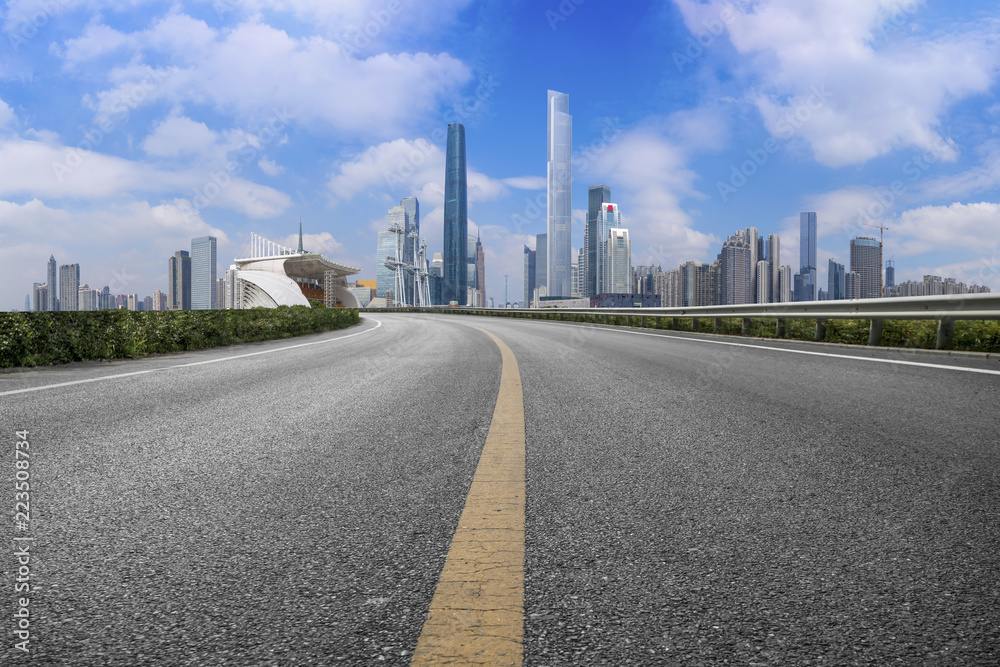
[{"left": 0, "top": 307, "right": 361, "bottom": 368}]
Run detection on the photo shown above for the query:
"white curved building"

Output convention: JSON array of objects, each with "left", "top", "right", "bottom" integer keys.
[{"left": 226, "top": 231, "right": 361, "bottom": 309}]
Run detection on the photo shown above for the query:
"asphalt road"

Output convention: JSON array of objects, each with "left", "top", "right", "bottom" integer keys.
[{"left": 2, "top": 313, "right": 998, "bottom": 665}]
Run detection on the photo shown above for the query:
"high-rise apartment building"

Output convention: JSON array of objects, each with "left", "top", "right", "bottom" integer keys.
[
  {"left": 32, "top": 283, "right": 47, "bottom": 312},
  {"left": 78, "top": 284, "right": 99, "bottom": 311},
  {"left": 586, "top": 185, "right": 611, "bottom": 296},
  {"left": 168, "top": 250, "right": 191, "bottom": 310},
  {"left": 755, "top": 260, "right": 770, "bottom": 303},
  {"left": 606, "top": 228, "right": 632, "bottom": 293},
  {"left": 191, "top": 236, "right": 217, "bottom": 310},
  {"left": 845, "top": 271, "right": 859, "bottom": 299},
  {"left": 523, "top": 244, "right": 536, "bottom": 308},
  {"left": 547, "top": 90, "right": 572, "bottom": 297},
  {"left": 720, "top": 231, "right": 751, "bottom": 305},
  {"left": 152, "top": 290, "right": 166, "bottom": 311},
  {"left": 443, "top": 123, "right": 468, "bottom": 305},
  {"left": 779, "top": 265, "right": 792, "bottom": 303},
  {"left": 59, "top": 263, "right": 80, "bottom": 312},
  {"left": 215, "top": 278, "right": 226, "bottom": 309},
  {"left": 794, "top": 212, "right": 817, "bottom": 301},
  {"left": 850, "top": 236, "right": 882, "bottom": 299},
  {"left": 46, "top": 255, "right": 57, "bottom": 311},
  {"left": 576, "top": 248, "right": 585, "bottom": 297},
  {"left": 828, "top": 260, "right": 846, "bottom": 300}
]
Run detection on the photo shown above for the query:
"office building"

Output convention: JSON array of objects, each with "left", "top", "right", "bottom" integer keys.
[
  {"left": 850, "top": 236, "right": 882, "bottom": 299},
  {"left": 59, "top": 263, "right": 80, "bottom": 312},
  {"left": 767, "top": 234, "right": 780, "bottom": 303},
  {"left": 215, "top": 278, "right": 226, "bottom": 309},
  {"left": 794, "top": 212, "right": 817, "bottom": 301},
  {"left": 885, "top": 260, "right": 895, "bottom": 288},
  {"left": 535, "top": 233, "right": 547, "bottom": 303},
  {"left": 168, "top": 250, "right": 191, "bottom": 310},
  {"left": 586, "top": 185, "right": 611, "bottom": 296},
  {"left": 443, "top": 122, "right": 468, "bottom": 305},
  {"left": 547, "top": 90, "right": 572, "bottom": 297},
  {"left": 191, "top": 236, "right": 217, "bottom": 310},
  {"left": 745, "top": 227, "right": 759, "bottom": 302},
  {"left": 46, "top": 255, "right": 57, "bottom": 311},
  {"left": 606, "top": 228, "right": 632, "bottom": 294},
  {"left": 828, "top": 259, "right": 846, "bottom": 300},
  {"left": 596, "top": 203, "right": 621, "bottom": 294},
  {"left": 576, "top": 248, "right": 585, "bottom": 297},
  {"left": 475, "top": 233, "right": 485, "bottom": 308},
  {"left": 523, "top": 244, "right": 536, "bottom": 308},
  {"left": 375, "top": 229, "right": 396, "bottom": 299},
  {"left": 845, "top": 270, "right": 859, "bottom": 299}
]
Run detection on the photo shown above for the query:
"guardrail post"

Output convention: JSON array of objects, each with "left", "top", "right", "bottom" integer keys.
[
  {"left": 775, "top": 318, "right": 786, "bottom": 338},
  {"left": 742, "top": 318, "right": 751, "bottom": 335},
  {"left": 868, "top": 319, "right": 883, "bottom": 346},
  {"left": 713, "top": 317, "right": 722, "bottom": 333},
  {"left": 691, "top": 317, "right": 700, "bottom": 331},
  {"left": 815, "top": 318, "right": 827, "bottom": 341},
  {"left": 640, "top": 315, "right": 647, "bottom": 328},
  {"left": 936, "top": 319, "right": 955, "bottom": 350},
  {"left": 671, "top": 317, "right": 678, "bottom": 329}
]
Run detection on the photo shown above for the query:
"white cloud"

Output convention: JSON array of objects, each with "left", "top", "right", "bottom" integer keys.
[
  {"left": 0, "top": 98, "right": 17, "bottom": 128},
  {"left": 893, "top": 201, "right": 1000, "bottom": 256},
  {"left": 142, "top": 114, "right": 218, "bottom": 157},
  {"left": 674, "top": 0, "right": 1000, "bottom": 167},
  {"left": 501, "top": 176, "right": 546, "bottom": 190},
  {"left": 73, "top": 17, "right": 472, "bottom": 141},
  {"left": 258, "top": 158, "right": 284, "bottom": 176}
]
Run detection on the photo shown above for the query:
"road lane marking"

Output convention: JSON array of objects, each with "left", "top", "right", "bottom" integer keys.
[
  {"left": 522, "top": 318, "right": 1000, "bottom": 377},
  {"left": 412, "top": 326, "right": 525, "bottom": 666},
  {"left": 0, "top": 318, "right": 383, "bottom": 397}
]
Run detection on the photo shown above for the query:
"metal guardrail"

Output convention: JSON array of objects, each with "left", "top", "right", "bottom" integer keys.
[{"left": 367, "top": 293, "right": 1000, "bottom": 349}]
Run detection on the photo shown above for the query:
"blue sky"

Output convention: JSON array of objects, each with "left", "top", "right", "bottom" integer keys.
[{"left": 1, "top": 0, "right": 999, "bottom": 310}]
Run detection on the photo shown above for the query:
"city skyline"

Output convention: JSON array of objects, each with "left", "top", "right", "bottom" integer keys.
[{"left": 1, "top": 1, "right": 1000, "bottom": 310}]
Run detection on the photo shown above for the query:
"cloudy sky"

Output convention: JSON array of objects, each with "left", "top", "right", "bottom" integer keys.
[{"left": 1, "top": 0, "right": 999, "bottom": 310}]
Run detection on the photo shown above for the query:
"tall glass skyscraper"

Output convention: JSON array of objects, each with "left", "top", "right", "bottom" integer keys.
[
  {"left": 586, "top": 185, "right": 611, "bottom": 297},
  {"left": 168, "top": 250, "right": 191, "bottom": 310},
  {"left": 443, "top": 123, "right": 468, "bottom": 305},
  {"left": 375, "top": 230, "right": 396, "bottom": 299},
  {"left": 828, "top": 259, "right": 846, "bottom": 300},
  {"left": 535, "top": 233, "right": 547, "bottom": 302},
  {"left": 547, "top": 90, "right": 572, "bottom": 298},
  {"left": 191, "top": 236, "right": 217, "bottom": 310},
  {"left": 795, "top": 212, "right": 817, "bottom": 301},
  {"left": 46, "top": 255, "right": 57, "bottom": 311},
  {"left": 523, "top": 244, "right": 536, "bottom": 308},
  {"left": 596, "top": 203, "right": 621, "bottom": 294}
]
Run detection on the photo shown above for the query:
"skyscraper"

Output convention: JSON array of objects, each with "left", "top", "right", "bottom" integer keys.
[
  {"left": 467, "top": 234, "right": 478, "bottom": 307},
  {"left": 32, "top": 284, "right": 47, "bottom": 312},
  {"left": 885, "top": 259, "right": 895, "bottom": 288},
  {"left": 606, "top": 228, "right": 632, "bottom": 293},
  {"left": 59, "top": 263, "right": 80, "bottom": 312},
  {"left": 375, "top": 229, "right": 396, "bottom": 299},
  {"left": 535, "top": 233, "right": 547, "bottom": 302},
  {"left": 475, "top": 233, "right": 485, "bottom": 308},
  {"left": 586, "top": 185, "right": 611, "bottom": 296},
  {"left": 764, "top": 234, "right": 780, "bottom": 303},
  {"left": 401, "top": 196, "right": 419, "bottom": 304},
  {"left": 720, "top": 231, "right": 751, "bottom": 305},
  {"left": 795, "top": 212, "right": 817, "bottom": 301},
  {"left": 443, "top": 123, "right": 468, "bottom": 305},
  {"left": 168, "top": 250, "right": 191, "bottom": 310},
  {"left": 523, "top": 244, "right": 536, "bottom": 308},
  {"left": 850, "top": 236, "right": 882, "bottom": 299},
  {"left": 191, "top": 236, "right": 217, "bottom": 310},
  {"left": 745, "top": 226, "right": 759, "bottom": 302},
  {"left": 46, "top": 255, "right": 57, "bottom": 311},
  {"left": 755, "top": 260, "right": 770, "bottom": 303},
  {"left": 576, "top": 247, "right": 585, "bottom": 297},
  {"left": 547, "top": 90, "right": 572, "bottom": 297},
  {"left": 595, "top": 203, "right": 621, "bottom": 294},
  {"left": 828, "top": 259, "right": 846, "bottom": 300}
]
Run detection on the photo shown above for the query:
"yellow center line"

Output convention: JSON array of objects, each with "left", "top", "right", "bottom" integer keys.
[{"left": 411, "top": 325, "right": 526, "bottom": 666}]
